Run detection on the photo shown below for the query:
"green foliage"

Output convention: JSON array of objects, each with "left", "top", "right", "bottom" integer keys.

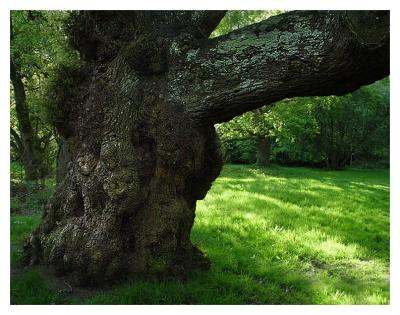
[
  {"left": 11, "top": 165, "right": 389, "bottom": 304},
  {"left": 309, "top": 78, "right": 389, "bottom": 168},
  {"left": 10, "top": 11, "right": 77, "bottom": 174},
  {"left": 217, "top": 78, "right": 389, "bottom": 168},
  {"left": 219, "top": 138, "right": 258, "bottom": 164},
  {"left": 11, "top": 161, "right": 57, "bottom": 215},
  {"left": 10, "top": 162, "right": 25, "bottom": 181},
  {"left": 11, "top": 11, "right": 74, "bottom": 78}
]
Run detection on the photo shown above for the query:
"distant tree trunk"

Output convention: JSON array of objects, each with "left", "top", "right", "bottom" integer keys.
[
  {"left": 330, "top": 153, "right": 338, "bottom": 169},
  {"left": 326, "top": 149, "right": 351, "bottom": 170},
  {"left": 348, "top": 144, "right": 354, "bottom": 166},
  {"left": 257, "top": 137, "right": 271, "bottom": 167},
  {"left": 10, "top": 60, "right": 39, "bottom": 182},
  {"left": 24, "top": 10, "right": 389, "bottom": 285}
]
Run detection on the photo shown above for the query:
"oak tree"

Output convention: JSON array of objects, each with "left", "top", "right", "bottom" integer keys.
[{"left": 24, "top": 10, "right": 389, "bottom": 285}]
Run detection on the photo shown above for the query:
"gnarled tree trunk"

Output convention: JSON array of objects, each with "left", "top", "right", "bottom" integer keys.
[{"left": 24, "top": 10, "right": 389, "bottom": 285}]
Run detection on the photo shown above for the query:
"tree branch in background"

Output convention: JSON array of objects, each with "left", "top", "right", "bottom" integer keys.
[{"left": 10, "top": 127, "right": 23, "bottom": 156}]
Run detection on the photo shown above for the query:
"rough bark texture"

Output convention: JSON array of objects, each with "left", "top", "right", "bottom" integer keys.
[
  {"left": 56, "top": 138, "right": 72, "bottom": 184},
  {"left": 24, "top": 10, "right": 389, "bottom": 285}
]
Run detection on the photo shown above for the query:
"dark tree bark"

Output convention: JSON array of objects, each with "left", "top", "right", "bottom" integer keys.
[
  {"left": 24, "top": 10, "right": 389, "bottom": 285},
  {"left": 55, "top": 138, "right": 72, "bottom": 184},
  {"left": 257, "top": 137, "right": 271, "bottom": 167}
]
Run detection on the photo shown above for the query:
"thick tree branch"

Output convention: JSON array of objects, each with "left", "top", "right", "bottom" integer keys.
[{"left": 178, "top": 10, "right": 389, "bottom": 125}]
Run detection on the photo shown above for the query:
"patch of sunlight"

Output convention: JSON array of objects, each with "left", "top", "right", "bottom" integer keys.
[
  {"left": 297, "top": 189, "right": 319, "bottom": 196},
  {"left": 312, "top": 262, "right": 389, "bottom": 304},
  {"left": 320, "top": 287, "right": 353, "bottom": 304},
  {"left": 242, "top": 212, "right": 260, "bottom": 221},
  {"left": 261, "top": 177, "right": 290, "bottom": 184},
  {"left": 355, "top": 257, "right": 388, "bottom": 272},
  {"left": 315, "top": 238, "right": 359, "bottom": 258},
  {"left": 363, "top": 290, "right": 389, "bottom": 304},
  {"left": 307, "top": 182, "right": 343, "bottom": 192},
  {"left": 297, "top": 227, "right": 330, "bottom": 242},
  {"left": 370, "top": 184, "right": 389, "bottom": 191},
  {"left": 272, "top": 224, "right": 286, "bottom": 232},
  {"left": 216, "top": 177, "right": 255, "bottom": 183},
  {"left": 349, "top": 180, "right": 388, "bottom": 187},
  {"left": 246, "top": 191, "right": 303, "bottom": 211}
]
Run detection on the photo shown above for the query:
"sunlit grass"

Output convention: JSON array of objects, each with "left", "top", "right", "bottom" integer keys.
[
  {"left": 192, "top": 165, "right": 389, "bottom": 304},
  {"left": 10, "top": 164, "right": 389, "bottom": 304}
]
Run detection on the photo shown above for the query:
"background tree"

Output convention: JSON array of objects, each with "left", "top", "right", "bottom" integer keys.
[
  {"left": 217, "top": 108, "right": 276, "bottom": 166},
  {"left": 213, "top": 11, "right": 389, "bottom": 169},
  {"left": 10, "top": 11, "right": 76, "bottom": 182},
  {"left": 311, "top": 78, "right": 390, "bottom": 169},
  {"left": 265, "top": 98, "right": 319, "bottom": 166},
  {"left": 22, "top": 10, "right": 389, "bottom": 285},
  {"left": 218, "top": 78, "right": 389, "bottom": 169}
]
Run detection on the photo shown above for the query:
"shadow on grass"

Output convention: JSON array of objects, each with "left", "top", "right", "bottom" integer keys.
[
  {"left": 211, "top": 165, "right": 389, "bottom": 260},
  {"left": 190, "top": 164, "right": 389, "bottom": 304},
  {"left": 10, "top": 165, "right": 389, "bottom": 304}
]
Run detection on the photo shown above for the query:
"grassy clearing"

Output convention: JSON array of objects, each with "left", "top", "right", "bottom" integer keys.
[{"left": 10, "top": 165, "right": 389, "bottom": 304}]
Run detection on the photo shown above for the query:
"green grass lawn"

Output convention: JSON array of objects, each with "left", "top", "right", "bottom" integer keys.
[{"left": 10, "top": 164, "right": 390, "bottom": 304}]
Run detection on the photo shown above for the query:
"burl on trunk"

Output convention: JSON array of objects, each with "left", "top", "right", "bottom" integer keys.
[{"left": 24, "top": 11, "right": 389, "bottom": 285}]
